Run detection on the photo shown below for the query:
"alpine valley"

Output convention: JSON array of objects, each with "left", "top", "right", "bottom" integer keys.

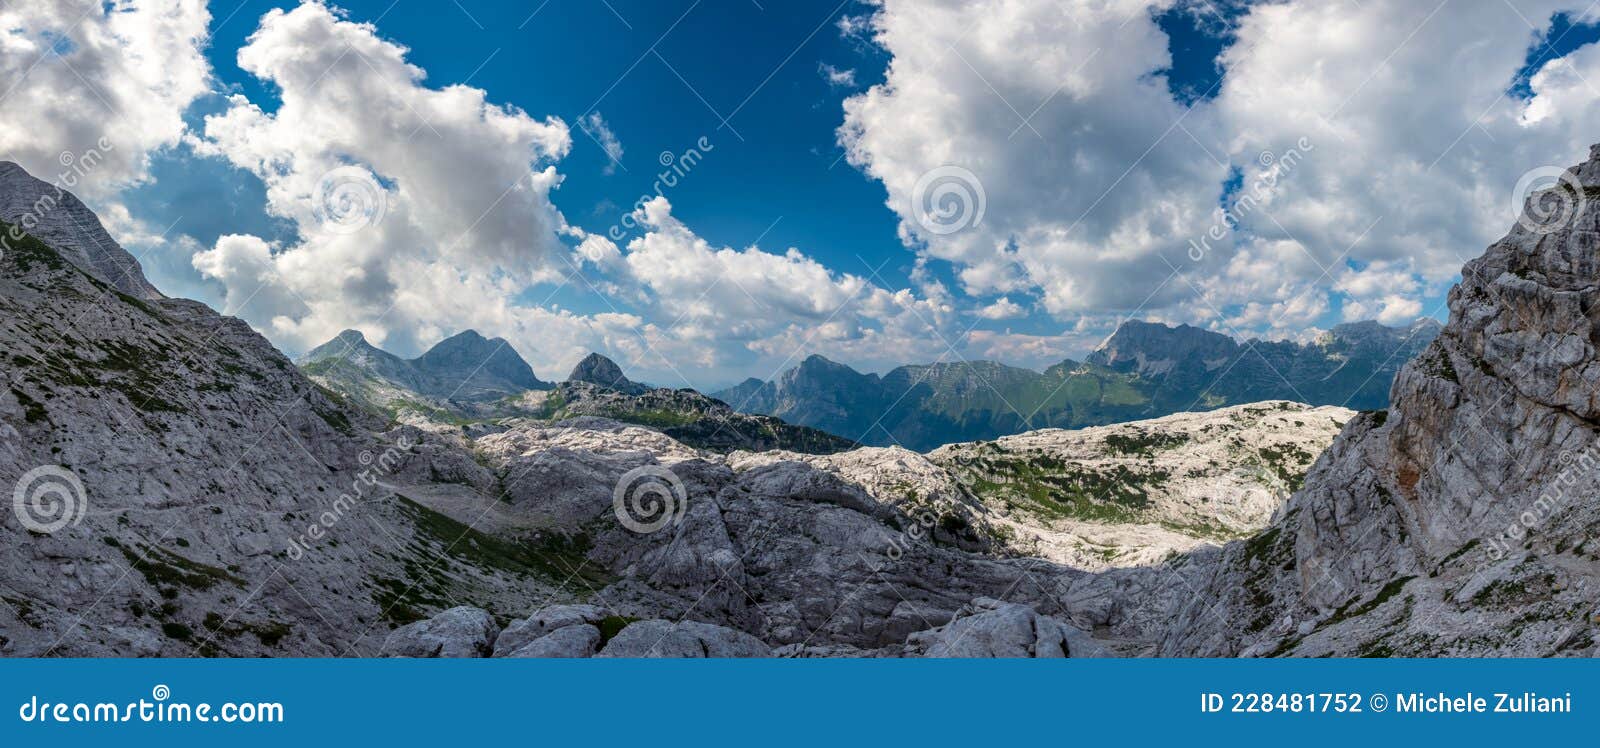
[{"left": 2, "top": 138, "right": 1598, "bottom": 660}]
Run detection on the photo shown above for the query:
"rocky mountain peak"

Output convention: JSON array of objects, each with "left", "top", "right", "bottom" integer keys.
[
  {"left": 1087, "top": 320, "right": 1237, "bottom": 376},
  {"left": 413, "top": 330, "right": 546, "bottom": 394},
  {"left": 567, "top": 352, "right": 647, "bottom": 395},
  {"left": 303, "top": 329, "right": 378, "bottom": 359},
  {"left": 1318, "top": 318, "right": 1443, "bottom": 352},
  {"left": 0, "top": 161, "right": 162, "bottom": 300},
  {"left": 301, "top": 328, "right": 549, "bottom": 406}
]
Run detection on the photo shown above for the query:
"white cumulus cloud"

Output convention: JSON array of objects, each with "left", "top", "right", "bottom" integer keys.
[
  {"left": 190, "top": 1, "right": 584, "bottom": 365},
  {"left": 0, "top": 0, "right": 211, "bottom": 194},
  {"left": 839, "top": 0, "right": 1600, "bottom": 342},
  {"left": 579, "top": 111, "right": 625, "bottom": 175}
]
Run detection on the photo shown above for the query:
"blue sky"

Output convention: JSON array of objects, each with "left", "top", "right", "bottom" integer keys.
[
  {"left": 9, "top": 1, "right": 1600, "bottom": 388},
  {"left": 119, "top": 0, "right": 1267, "bottom": 377},
  {"left": 187, "top": 0, "right": 904, "bottom": 291}
]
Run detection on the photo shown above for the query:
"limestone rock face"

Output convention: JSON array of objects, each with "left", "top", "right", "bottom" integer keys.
[
  {"left": 930, "top": 402, "right": 1351, "bottom": 570},
  {"left": 378, "top": 607, "right": 499, "bottom": 658},
  {"left": 0, "top": 167, "right": 594, "bottom": 658},
  {"left": 1159, "top": 144, "right": 1600, "bottom": 658}
]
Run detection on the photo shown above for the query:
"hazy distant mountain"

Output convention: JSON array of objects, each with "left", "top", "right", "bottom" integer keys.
[
  {"left": 299, "top": 329, "right": 551, "bottom": 410},
  {"left": 300, "top": 335, "right": 855, "bottom": 454},
  {"left": 716, "top": 319, "right": 1440, "bottom": 450}
]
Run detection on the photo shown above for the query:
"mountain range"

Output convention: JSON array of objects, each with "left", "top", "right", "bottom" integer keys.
[
  {"left": 714, "top": 318, "right": 1440, "bottom": 450},
  {"left": 299, "top": 328, "right": 551, "bottom": 410},
  {"left": 298, "top": 303, "right": 1436, "bottom": 455},
  {"left": 299, "top": 331, "right": 855, "bottom": 455}
]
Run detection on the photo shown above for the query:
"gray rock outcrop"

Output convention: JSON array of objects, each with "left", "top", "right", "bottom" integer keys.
[
  {"left": 494, "top": 604, "right": 608, "bottom": 656},
  {"left": 0, "top": 161, "right": 162, "bottom": 299},
  {"left": 906, "top": 597, "right": 1109, "bottom": 658},
  {"left": 504, "top": 624, "right": 602, "bottom": 658},
  {"left": 379, "top": 607, "right": 498, "bottom": 658},
  {"left": 595, "top": 620, "right": 772, "bottom": 658}
]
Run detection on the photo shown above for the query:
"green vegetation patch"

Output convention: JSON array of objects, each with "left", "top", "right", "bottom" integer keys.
[
  {"left": 108, "top": 538, "right": 243, "bottom": 591},
  {"left": 1102, "top": 430, "right": 1190, "bottom": 456},
  {"left": 369, "top": 496, "right": 612, "bottom": 626},
  {"left": 597, "top": 615, "right": 637, "bottom": 648},
  {"left": 1324, "top": 575, "right": 1416, "bottom": 627},
  {"left": 951, "top": 451, "right": 1165, "bottom": 523}
]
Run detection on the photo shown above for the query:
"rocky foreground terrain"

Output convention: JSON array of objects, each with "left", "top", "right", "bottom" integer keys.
[
  {"left": 930, "top": 402, "right": 1350, "bottom": 571},
  {"left": 4, "top": 139, "right": 1598, "bottom": 658}
]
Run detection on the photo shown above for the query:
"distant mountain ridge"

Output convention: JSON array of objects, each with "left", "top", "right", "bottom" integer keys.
[
  {"left": 299, "top": 334, "right": 856, "bottom": 454},
  {"left": 299, "top": 328, "right": 551, "bottom": 409},
  {"left": 715, "top": 319, "right": 1440, "bottom": 451}
]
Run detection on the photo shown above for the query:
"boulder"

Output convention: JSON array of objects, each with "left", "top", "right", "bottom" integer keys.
[
  {"left": 378, "top": 607, "right": 498, "bottom": 658},
  {"left": 907, "top": 597, "right": 1110, "bottom": 658},
  {"left": 505, "top": 624, "right": 602, "bottom": 658},
  {"left": 493, "top": 604, "right": 608, "bottom": 657},
  {"left": 595, "top": 620, "right": 771, "bottom": 658}
]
